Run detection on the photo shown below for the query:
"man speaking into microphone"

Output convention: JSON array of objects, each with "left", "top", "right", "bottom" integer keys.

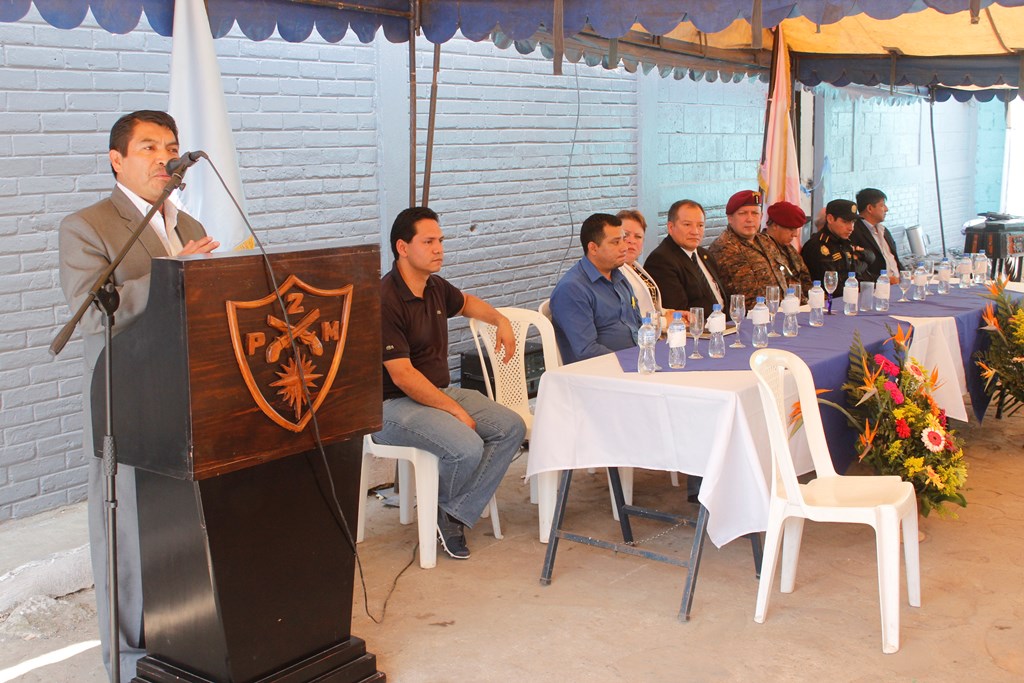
[{"left": 58, "top": 110, "right": 218, "bottom": 682}]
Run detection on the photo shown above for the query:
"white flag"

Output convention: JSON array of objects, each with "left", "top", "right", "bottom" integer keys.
[{"left": 168, "top": 0, "right": 253, "bottom": 251}]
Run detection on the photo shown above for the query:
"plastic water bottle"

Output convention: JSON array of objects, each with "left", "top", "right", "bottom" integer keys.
[
  {"left": 937, "top": 258, "right": 951, "bottom": 294},
  {"left": 667, "top": 311, "right": 687, "bottom": 369},
  {"left": 637, "top": 315, "right": 657, "bottom": 374},
  {"left": 974, "top": 250, "right": 990, "bottom": 286},
  {"left": 707, "top": 304, "right": 726, "bottom": 358},
  {"left": 751, "top": 297, "right": 770, "bottom": 348},
  {"left": 958, "top": 255, "right": 974, "bottom": 288},
  {"left": 912, "top": 265, "right": 927, "bottom": 300},
  {"left": 843, "top": 272, "right": 859, "bottom": 316},
  {"left": 781, "top": 287, "right": 799, "bottom": 337},
  {"left": 808, "top": 281, "right": 825, "bottom": 327},
  {"left": 874, "top": 270, "right": 891, "bottom": 312}
]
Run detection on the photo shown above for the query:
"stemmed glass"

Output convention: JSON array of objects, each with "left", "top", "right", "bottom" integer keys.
[
  {"left": 923, "top": 258, "right": 935, "bottom": 295},
  {"left": 898, "top": 269, "right": 913, "bottom": 302},
  {"left": 729, "top": 294, "right": 746, "bottom": 348},
  {"left": 688, "top": 307, "right": 705, "bottom": 360},
  {"left": 765, "top": 286, "right": 781, "bottom": 337},
  {"left": 823, "top": 271, "right": 838, "bottom": 314}
]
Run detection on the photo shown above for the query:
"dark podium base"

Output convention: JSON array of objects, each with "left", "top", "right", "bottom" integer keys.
[
  {"left": 135, "top": 440, "right": 384, "bottom": 683},
  {"left": 133, "top": 637, "right": 384, "bottom": 683}
]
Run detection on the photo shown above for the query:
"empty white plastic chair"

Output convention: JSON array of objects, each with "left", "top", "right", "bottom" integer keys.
[
  {"left": 749, "top": 348, "right": 921, "bottom": 654},
  {"left": 357, "top": 436, "right": 501, "bottom": 569}
]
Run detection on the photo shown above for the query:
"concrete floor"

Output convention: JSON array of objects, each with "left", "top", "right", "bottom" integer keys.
[{"left": 2, "top": 406, "right": 1022, "bottom": 682}]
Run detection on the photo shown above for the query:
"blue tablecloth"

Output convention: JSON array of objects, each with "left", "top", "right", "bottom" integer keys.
[{"left": 614, "top": 287, "right": 994, "bottom": 472}]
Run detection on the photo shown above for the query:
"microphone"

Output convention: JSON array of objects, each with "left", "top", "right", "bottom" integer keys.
[{"left": 166, "top": 150, "right": 208, "bottom": 176}]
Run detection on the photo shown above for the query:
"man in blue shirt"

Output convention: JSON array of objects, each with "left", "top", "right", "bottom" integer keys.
[{"left": 550, "top": 213, "right": 642, "bottom": 364}]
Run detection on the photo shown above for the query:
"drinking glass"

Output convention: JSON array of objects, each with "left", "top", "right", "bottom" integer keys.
[
  {"left": 898, "top": 269, "right": 913, "bottom": 302},
  {"left": 688, "top": 306, "right": 705, "bottom": 360},
  {"left": 765, "top": 286, "right": 781, "bottom": 337},
  {"left": 823, "top": 271, "right": 838, "bottom": 314},
  {"left": 924, "top": 258, "right": 935, "bottom": 295},
  {"left": 729, "top": 294, "right": 746, "bottom": 348}
]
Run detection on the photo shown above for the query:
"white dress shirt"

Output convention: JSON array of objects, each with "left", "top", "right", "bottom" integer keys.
[{"left": 117, "top": 181, "right": 184, "bottom": 255}]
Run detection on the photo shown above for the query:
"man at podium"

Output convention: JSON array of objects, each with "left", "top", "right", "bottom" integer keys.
[
  {"left": 374, "top": 207, "right": 527, "bottom": 560},
  {"left": 58, "top": 110, "right": 218, "bottom": 682}
]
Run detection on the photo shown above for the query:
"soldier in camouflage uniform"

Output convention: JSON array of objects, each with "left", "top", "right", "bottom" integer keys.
[
  {"left": 708, "top": 190, "right": 789, "bottom": 310},
  {"left": 762, "top": 201, "right": 814, "bottom": 302},
  {"left": 801, "top": 199, "right": 874, "bottom": 283}
]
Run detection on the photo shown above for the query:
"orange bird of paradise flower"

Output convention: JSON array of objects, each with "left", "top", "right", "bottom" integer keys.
[
  {"left": 986, "top": 277, "right": 1006, "bottom": 297},
  {"left": 884, "top": 324, "right": 912, "bottom": 349},
  {"left": 981, "top": 303, "right": 1001, "bottom": 332},
  {"left": 857, "top": 418, "right": 878, "bottom": 460},
  {"left": 788, "top": 388, "right": 831, "bottom": 427},
  {"left": 977, "top": 360, "right": 996, "bottom": 382}
]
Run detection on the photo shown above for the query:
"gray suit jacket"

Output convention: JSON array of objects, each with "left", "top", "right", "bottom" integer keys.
[
  {"left": 57, "top": 186, "right": 206, "bottom": 678},
  {"left": 59, "top": 186, "right": 207, "bottom": 369}
]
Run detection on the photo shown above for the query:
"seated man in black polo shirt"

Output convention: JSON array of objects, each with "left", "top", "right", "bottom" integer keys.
[{"left": 373, "top": 207, "right": 527, "bottom": 559}]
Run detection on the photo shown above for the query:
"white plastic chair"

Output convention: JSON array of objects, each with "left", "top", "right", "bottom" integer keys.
[
  {"left": 469, "top": 307, "right": 561, "bottom": 504},
  {"left": 749, "top": 349, "right": 921, "bottom": 654},
  {"left": 357, "top": 436, "right": 501, "bottom": 569}
]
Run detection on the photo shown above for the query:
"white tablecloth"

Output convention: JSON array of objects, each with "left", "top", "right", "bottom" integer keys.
[{"left": 527, "top": 308, "right": 981, "bottom": 548}]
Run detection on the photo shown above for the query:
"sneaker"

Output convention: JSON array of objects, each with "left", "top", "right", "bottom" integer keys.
[{"left": 436, "top": 510, "right": 471, "bottom": 560}]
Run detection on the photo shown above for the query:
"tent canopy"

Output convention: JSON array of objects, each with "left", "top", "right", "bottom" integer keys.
[{"left": 1, "top": 0, "right": 1021, "bottom": 94}]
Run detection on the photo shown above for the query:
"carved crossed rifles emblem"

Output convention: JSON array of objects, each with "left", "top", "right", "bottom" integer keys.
[{"left": 226, "top": 275, "right": 353, "bottom": 432}]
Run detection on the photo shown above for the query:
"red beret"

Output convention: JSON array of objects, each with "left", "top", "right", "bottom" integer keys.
[
  {"left": 726, "top": 190, "right": 762, "bottom": 215},
  {"left": 766, "top": 201, "right": 808, "bottom": 229}
]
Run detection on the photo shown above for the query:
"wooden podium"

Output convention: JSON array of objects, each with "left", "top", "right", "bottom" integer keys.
[{"left": 93, "top": 244, "right": 385, "bottom": 683}]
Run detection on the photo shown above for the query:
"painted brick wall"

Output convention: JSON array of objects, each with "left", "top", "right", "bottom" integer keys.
[
  {"left": 0, "top": 9, "right": 1007, "bottom": 519},
  {"left": 0, "top": 10, "right": 380, "bottom": 520},
  {"left": 411, "top": 40, "right": 639, "bottom": 357},
  {"left": 651, "top": 75, "right": 768, "bottom": 243},
  {"left": 823, "top": 95, "right": 996, "bottom": 259},
  {"left": 974, "top": 99, "right": 1006, "bottom": 214}
]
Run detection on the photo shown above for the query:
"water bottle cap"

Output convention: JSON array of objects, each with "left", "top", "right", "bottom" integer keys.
[
  {"left": 643, "top": 314, "right": 651, "bottom": 324},
  {"left": 979, "top": 250, "right": 986, "bottom": 254},
  {"left": 813, "top": 280, "right": 820, "bottom": 286},
  {"left": 712, "top": 304, "right": 722, "bottom": 312},
  {"left": 756, "top": 296, "right": 765, "bottom": 303},
  {"left": 786, "top": 288, "right": 795, "bottom": 295},
  {"left": 880, "top": 270, "right": 888, "bottom": 276},
  {"left": 672, "top": 311, "right": 683, "bottom": 320}
]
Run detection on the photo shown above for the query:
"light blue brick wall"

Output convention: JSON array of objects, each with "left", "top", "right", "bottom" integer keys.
[
  {"left": 823, "top": 95, "right": 1001, "bottom": 258},
  {"left": 0, "top": 9, "right": 1007, "bottom": 518},
  {"left": 974, "top": 99, "right": 1006, "bottom": 214}
]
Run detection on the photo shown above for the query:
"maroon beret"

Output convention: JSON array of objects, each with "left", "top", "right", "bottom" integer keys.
[
  {"left": 726, "top": 190, "right": 762, "bottom": 215},
  {"left": 766, "top": 201, "right": 808, "bottom": 229}
]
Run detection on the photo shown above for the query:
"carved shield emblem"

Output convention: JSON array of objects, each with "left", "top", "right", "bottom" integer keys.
[{"left": 226, "top": 275, "right": 353, "bottom": 432}]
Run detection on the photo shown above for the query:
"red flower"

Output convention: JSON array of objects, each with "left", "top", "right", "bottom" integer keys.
[
  {"left": 938, "top": 409, "right": 947, "bottom": 428},
  {"left": 874, "top": 354, "right": 900, "bottom": 377},
  {"left": 945, "top": 433, "right": 957, "bottom": 451},
  {"left": 895, "top": 419, "right": 911, "bottom": 439},
  {"left": 883, "top": 380, "right": 905, "bottom": 405}
]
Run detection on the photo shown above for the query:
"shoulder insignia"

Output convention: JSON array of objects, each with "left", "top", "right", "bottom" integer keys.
[
  {"left": 832, "top": 253, "right": 842, "bottom": 261},
  {"left": 820, "top": 246, "right": 830, "bottom": 256}
]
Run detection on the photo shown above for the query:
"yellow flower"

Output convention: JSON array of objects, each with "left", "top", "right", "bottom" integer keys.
[
  {"left": 904, "top": 456, "right": 925, "bottom": 476},
  {"left": 924, "top": 466, "right": 944, "bottom": 488}
]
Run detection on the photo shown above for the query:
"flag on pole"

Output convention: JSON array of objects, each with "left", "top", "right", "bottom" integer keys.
[
  {"left": 758, "top": 25, "right": 801, "bottom": 211},
  {"left": 168, "top": 0, "right": 253, "bottom": 251}
]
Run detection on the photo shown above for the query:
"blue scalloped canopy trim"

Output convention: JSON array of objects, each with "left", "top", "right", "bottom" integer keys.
[
  {"left": 797, "top": 54, "right": 1022, "bottom": 92},
  {"left": 6, "top": 1, "right": 1024, "bottom": 43}
]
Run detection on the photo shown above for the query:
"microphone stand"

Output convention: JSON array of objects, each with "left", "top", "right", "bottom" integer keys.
[{"left": 50, "top": 168, "right": 187, "bottom": 683}]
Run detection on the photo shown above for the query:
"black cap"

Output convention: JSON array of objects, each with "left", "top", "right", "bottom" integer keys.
[{"left": 825, "top": 199, "right": 858, "bottom": 222}]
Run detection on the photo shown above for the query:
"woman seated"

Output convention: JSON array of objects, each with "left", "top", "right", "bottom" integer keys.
[{"left": 617, "top": 209, "right": 683, "bottom": 329}]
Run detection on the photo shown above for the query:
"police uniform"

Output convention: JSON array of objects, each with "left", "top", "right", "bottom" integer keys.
[{"left": 801, "top": 228, "right": 869, "bottom": 283}]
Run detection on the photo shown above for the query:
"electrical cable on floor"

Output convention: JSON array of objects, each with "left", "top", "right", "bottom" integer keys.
[{"left": 356, "top": 542, "right": 419, "bottom": 625}]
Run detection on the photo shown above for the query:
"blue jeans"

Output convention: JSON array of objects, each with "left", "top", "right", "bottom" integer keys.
[{"left": 374, "top": 388, "right": 526, "bottom": 528}]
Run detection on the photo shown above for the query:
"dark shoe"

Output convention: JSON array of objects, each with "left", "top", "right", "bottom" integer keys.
[{"left": 437, "top": 510, "right": 471, "bottom": 560}]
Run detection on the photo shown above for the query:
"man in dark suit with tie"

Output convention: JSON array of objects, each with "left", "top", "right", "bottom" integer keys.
[
  {"left": 59, "top": 110, "right": 218, "bottom": 682},
  {"left": 851, "top": 187, "right": 903, "bottom": 284},
  {"left": 644, "top": 199, "right": 729, "bottom": 319}
]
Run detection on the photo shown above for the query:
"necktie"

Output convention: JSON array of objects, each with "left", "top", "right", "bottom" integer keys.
[{"left": 691, "top": 252, "right": 698, "bottom": 265}]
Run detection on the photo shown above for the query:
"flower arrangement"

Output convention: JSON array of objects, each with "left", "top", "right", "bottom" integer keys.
[
  {"left": 830, "top": 325, "right": 968, "bottom": 517},
  {"left": 975, "top": 277, "right": 1024, "bottom": 418}
]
